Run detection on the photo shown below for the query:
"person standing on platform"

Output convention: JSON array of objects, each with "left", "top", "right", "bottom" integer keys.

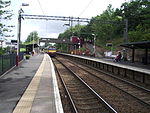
[
  {"left": 114, "top": 51, "right": 122, "bottom": 62},
  {"left": 32, "top": 50, "right": 35, "bottom": 56}
]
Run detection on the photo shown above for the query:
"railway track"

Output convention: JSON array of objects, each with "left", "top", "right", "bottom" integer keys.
[
  {"left": 68, "top": 58, "right": 150, "bottom": 106},
  {"left": 52, "top": 58, "right": 117, "bottom": 113},
  {"left": 55, "top": 56, "right": 150, "bottom": 113},
  {"left": 73, "top": 59, "right": 150, "bottom": 106}
]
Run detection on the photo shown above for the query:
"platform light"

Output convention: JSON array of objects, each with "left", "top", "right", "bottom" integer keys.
[{"left": 92, "top": 33, "right": 96, "bottom": 56}]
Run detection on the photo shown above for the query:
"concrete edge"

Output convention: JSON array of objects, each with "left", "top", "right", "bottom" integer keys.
[{"left": 48, "top": 55, "right": 64, "bottom": 113}]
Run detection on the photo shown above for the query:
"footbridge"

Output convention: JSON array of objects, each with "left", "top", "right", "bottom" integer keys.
[{"left": 39, "top": 38, "right": 75, "bottom": 44}]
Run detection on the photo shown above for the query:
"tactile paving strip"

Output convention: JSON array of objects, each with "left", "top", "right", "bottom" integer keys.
[{"left": 12, "top": 55, "right": 46, "bottom": 113}]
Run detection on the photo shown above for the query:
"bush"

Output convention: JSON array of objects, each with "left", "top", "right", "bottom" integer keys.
[
  {"left": 25, "top": 55, "right": 30, "bottom": 59},
  {"left": 0, "top": 47, "right": 4, "bottom": 55}
]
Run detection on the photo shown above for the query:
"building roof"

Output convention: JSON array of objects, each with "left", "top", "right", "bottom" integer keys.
[
  {"left": 120, "top": 41, "right": 150, "bottom": 49},
  {"left": 25, "top": 44, "right": 39, "bottom": 48}
]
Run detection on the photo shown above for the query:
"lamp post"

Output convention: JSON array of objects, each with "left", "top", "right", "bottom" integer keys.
[
  {"left": 122, "top": 19, "right": 128, "bottom": 61},
  {"left": 92, "top": 33, "right": 96, "bottom": 56},
  {"left": 32, "top": 33, "right": 34, "bottom": 55},
  {"left": 16, "top": 3, "right": 29, "bottom": 66}
]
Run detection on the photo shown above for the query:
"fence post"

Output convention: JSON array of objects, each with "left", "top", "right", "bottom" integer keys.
[
  {"left": 2, "top": 55, "right": 3, "bottom": 73},
  {"left": 9, "top": 54, "right": 11, "bottom": 68}
]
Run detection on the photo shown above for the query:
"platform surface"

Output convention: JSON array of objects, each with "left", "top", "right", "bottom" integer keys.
[
  {"left": 0, "top": 54, "right": 63, "bottom": 113},
  {"left": 61, "top": 53, "right": 150, "bottom": 74}
]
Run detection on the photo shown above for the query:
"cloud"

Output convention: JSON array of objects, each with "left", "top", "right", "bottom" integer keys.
[
  {"left": 8, "top": 0, "right": 126, "bottom": 42},
  {"left": 21, "top": 19, "right": 69, "bottom": 41}
]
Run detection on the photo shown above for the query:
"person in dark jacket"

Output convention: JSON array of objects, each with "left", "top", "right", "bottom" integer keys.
[{"left": 114, "top": 51, "right": 122, "bottom": 62}]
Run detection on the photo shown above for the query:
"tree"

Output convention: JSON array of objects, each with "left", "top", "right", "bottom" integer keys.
[
  {"left": 89, "top": 4, "right": 123, "bottom": 47},
  {"left": 0, "top": 47, "right": 4, "bottom": 55},
  {"left": 120, "top": 0, "right": 150, "bottom": 41},
  {"left": 120, "top": 0, "right": 150, "bottom": 30},
  {"left": 58, "top": 24, "right": 85, "bottom": 39},
  {"left": 25, "top": 31, "right": 40, "bottom": 43},
  {"left": 0, "top": 0, "right": 13, "bottom": 37},
  {"left": 58, "top": 0, "right": 150, "bottom": 52},
  {"left": 58, "top": 4, "right": 125, "bottom": 49},
  {"left": 140, "top": 0, "right": 150, "bottom": 29}
]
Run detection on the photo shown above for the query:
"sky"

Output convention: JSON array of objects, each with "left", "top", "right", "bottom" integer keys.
[{"left": 5, "top": 0, "right": 128, "bottom": 42}]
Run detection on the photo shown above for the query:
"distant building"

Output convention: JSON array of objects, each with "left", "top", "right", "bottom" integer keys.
[
  {"left": 10, "top": 40, "right": 17, "bottom": 50},
  {"left": 0, "top": 38, "right": 17, "bottom": 50},
  {"left": 0, "top": 37, "right": 5, "bottom": 47}
]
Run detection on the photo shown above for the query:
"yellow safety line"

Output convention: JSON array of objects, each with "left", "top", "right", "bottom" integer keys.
[{"left": 13, "top": 54, "right": 46, "bottom": 113}]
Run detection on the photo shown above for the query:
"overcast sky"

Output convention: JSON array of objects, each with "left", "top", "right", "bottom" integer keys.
[{"left": 7, "top": 0, "right": 128, "bottom": 42}]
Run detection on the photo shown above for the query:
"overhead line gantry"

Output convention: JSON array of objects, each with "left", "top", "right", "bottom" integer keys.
[{"left": 22, "top": 14, "right": 91, "bottom": 23}]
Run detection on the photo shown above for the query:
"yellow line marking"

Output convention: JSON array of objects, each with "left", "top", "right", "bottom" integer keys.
[{"left": 13, "top": 54, "right": 46, "bottom": 113}]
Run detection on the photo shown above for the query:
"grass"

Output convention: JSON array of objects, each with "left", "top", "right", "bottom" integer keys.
[
  {"left": 20, "top": 48, "right": 26, "bottom": 52},
  {"left": 96, "top": 37, "right": 124, "bottom": 51}
]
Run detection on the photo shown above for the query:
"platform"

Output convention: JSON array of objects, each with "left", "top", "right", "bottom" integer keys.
[
  {"left": 0, "top": 54, "right": 64, "bottom": 113},
  {"left": 61, "top": 53, "right": 150, "bottom": 74},
  {"left": 57, "top": 53, "right": 150, "bottom": 85}
]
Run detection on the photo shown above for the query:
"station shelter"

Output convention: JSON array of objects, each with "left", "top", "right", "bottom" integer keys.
[
  {"left": 25, "top": 44, "right": 39, "bottom": 54},
  {"left": 120, "top": 41, "right": 150, "bottom": 65}
]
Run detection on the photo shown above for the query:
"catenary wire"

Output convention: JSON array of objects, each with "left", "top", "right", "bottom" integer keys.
[
  {"left": 78, "top": 0, "right": 94, "bottom": 17},
  {"left": 36, "top": 0, "right": 45, "bottom": 15}
]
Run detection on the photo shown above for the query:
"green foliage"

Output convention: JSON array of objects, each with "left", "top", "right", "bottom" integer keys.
[
  {"left": 0, "top": 47, "right": 4, "bottom": 55},
  {"left": 91, "top": 5, "right": 123, "bottom": 46},
  {"left": 58, "top": 25, "right": 87, "bottom": 52},
  {"left": 25, "top": 55, "right": 30, "bottom": 59},
  {"left": 129, "top": 25, "right": 150, "bottom": 42},
  {"left": 58, "top": 24, "right": 85, "bottom": 39},
  {"left": 55, "top": 43, "right": 68, "bottom": 52},
  {"left": 20, "top": 48, "right": 26, "bottom": 52},
  {"left": 25, "top": 31, "right": 40, "bottom": 43},
  {"left": 0, "top": 0, "right": 13, "bottom": 36},
  {"left": 58, "top": 0, "right": 150, "bottom": 52},
  {"left": 120, "top": 0, "right": 150, "bottom": 30}
]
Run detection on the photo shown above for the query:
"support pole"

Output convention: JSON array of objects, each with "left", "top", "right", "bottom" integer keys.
[
  {"left": 16, "top": 10, "right": 22, "bottom": 66},
  {"left": 145, "top": 48, "right": 148, "bottom": 65},
  {"left": 123, "top": 19, "right": 128, "bottom": 61},
  {"left": 131, "top": 48, "right": 135, "bottom": 63}
]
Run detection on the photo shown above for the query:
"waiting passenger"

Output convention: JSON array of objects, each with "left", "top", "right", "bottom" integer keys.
[
  {"left": 32, "top": 50, "right": 35, "bottom": 56},
  {"left": 114, "top": 51, "right": 122, "bottom": 62}
]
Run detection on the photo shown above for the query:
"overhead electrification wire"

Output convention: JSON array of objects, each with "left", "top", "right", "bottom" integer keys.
[
  {"left": 22, "top": 14, "right": 91, "bottom": 23},
  {"left": 37, "top": 0, "right": 45, "bottom": 14},
  {"left": 78, "top": 0, "right": 94, "bottom": 17},
  {"left": 22, "top": 14, "right": 126, "bottom": 25},
  {"left": 36, "top": 0, "right": 48, "bottom": 37}
]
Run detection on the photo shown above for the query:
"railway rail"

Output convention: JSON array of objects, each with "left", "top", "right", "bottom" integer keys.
[
  {"left": 57, "top": 53, "right": 150, "bottom": 86},
  {"left": 54, "top": 56, "right": 150, "bottom": 113},
  {"left": 52, "top": 58, "right": 117, "bottom": 113},
  {"left": 69, "top": 58, "right": 150, "bottom": 106}
]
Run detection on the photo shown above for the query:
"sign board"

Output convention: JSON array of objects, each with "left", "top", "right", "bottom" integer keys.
[
  {"left": 106, "top": 43, "right": 112, "bottom": 47},
  {"left": 11, "top": 40, "right": 17, "bottom": 43}
]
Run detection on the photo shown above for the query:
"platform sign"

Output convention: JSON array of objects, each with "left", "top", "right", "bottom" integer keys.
[{"left": 106, "top": 43, "right": 112, "bottom": 47}]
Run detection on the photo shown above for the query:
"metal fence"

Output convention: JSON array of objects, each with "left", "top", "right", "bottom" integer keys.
[{"left": 0, "top": 52, "right": 24, "bottom": 76}]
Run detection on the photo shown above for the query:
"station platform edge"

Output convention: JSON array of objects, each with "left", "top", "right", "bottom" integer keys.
[{"left": 12, "top": 54, "right": 64, "bottom": 113}]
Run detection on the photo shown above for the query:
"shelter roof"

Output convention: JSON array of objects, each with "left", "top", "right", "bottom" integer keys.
[
  {"left": 120, "top": 41, "right": 150, "bottom": 49},
  {"left": 25, "top": 44, "right": 39, "bottom": 48}
]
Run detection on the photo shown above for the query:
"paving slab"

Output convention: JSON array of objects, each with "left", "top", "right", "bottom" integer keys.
[{"left": 0, "top": 54, "right": 44, "bottom": 113}]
